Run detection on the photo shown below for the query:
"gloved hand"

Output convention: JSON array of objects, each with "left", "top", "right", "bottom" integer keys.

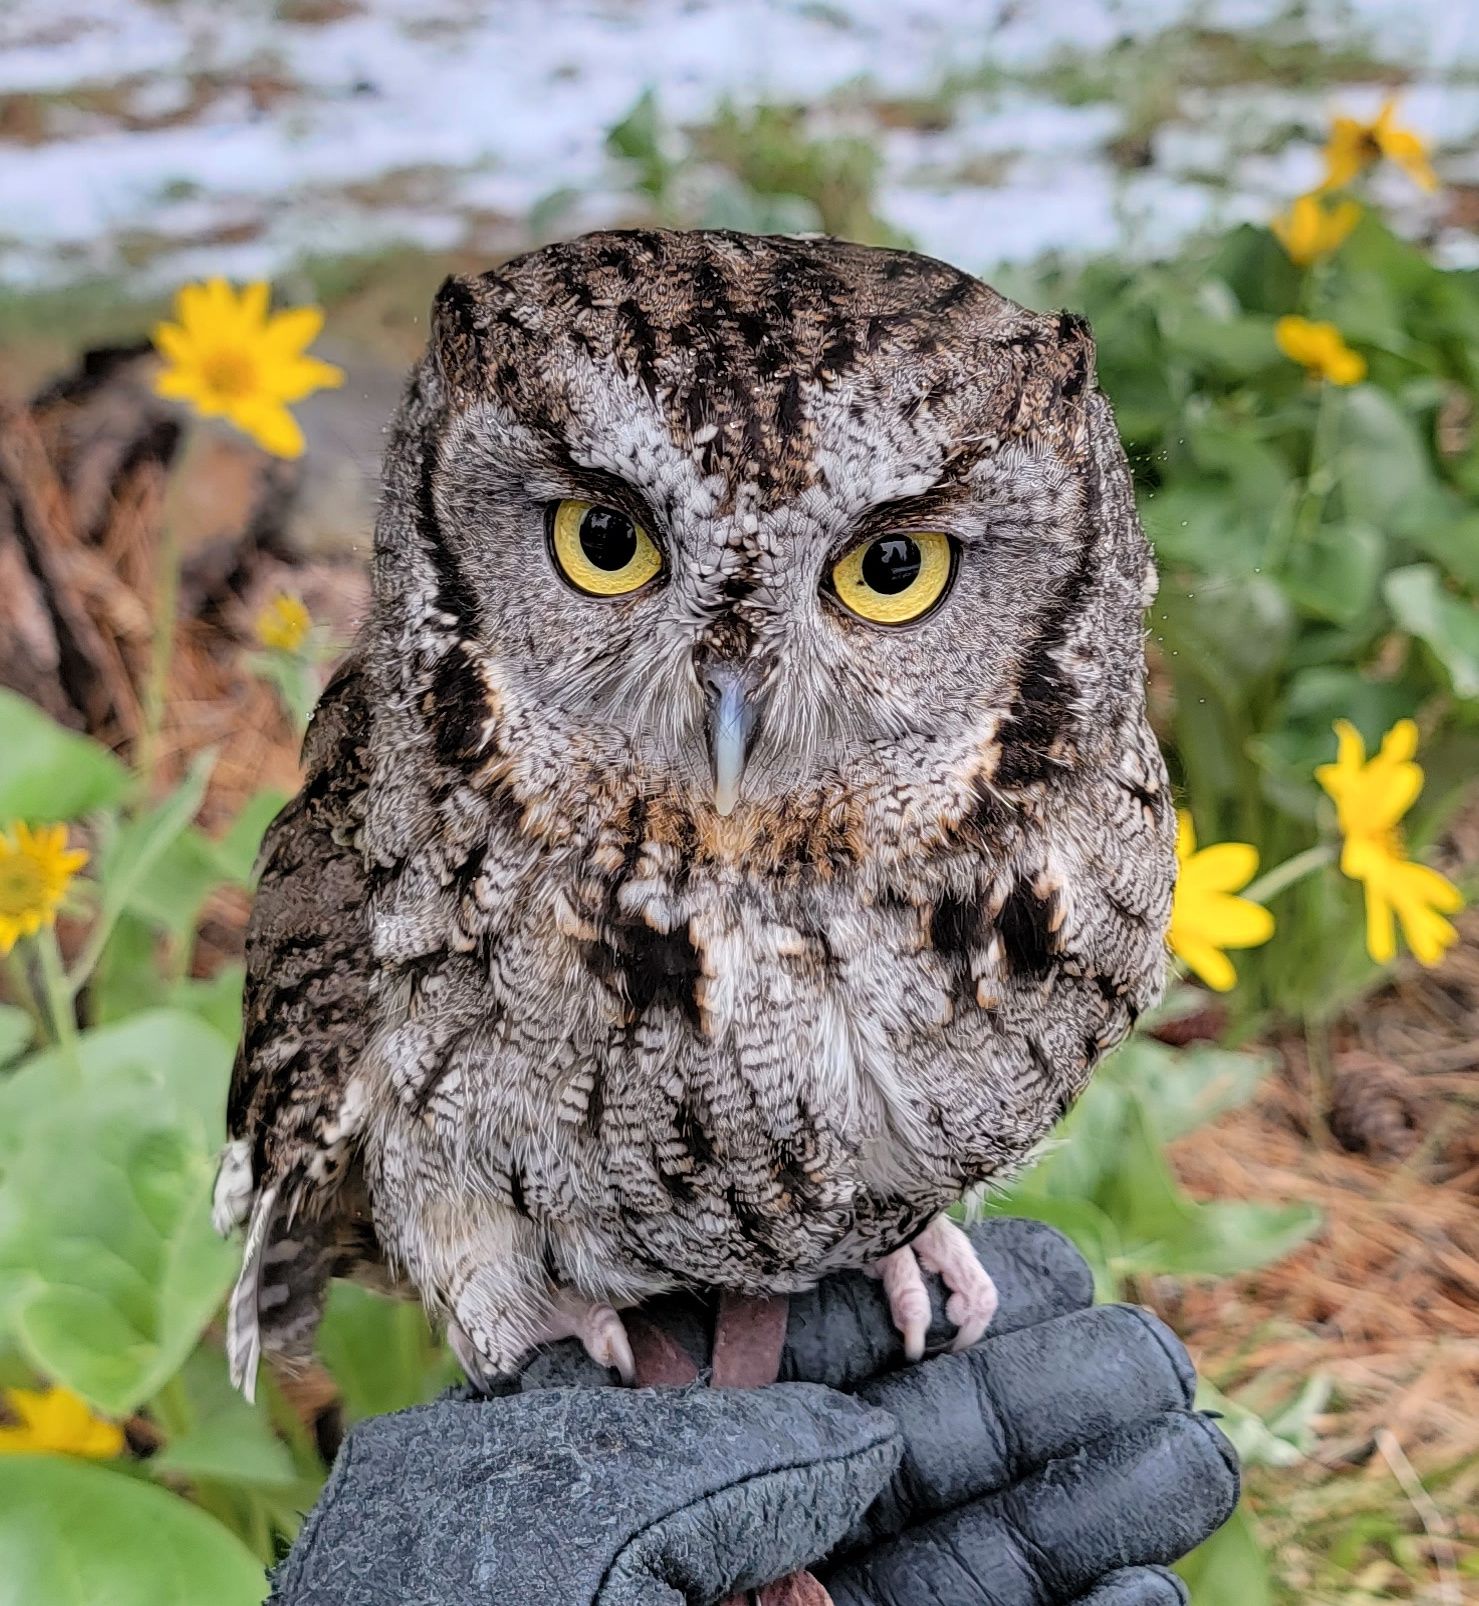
[{"left": 270, "top": 1219, "right": 1239, "bottom": 1605}]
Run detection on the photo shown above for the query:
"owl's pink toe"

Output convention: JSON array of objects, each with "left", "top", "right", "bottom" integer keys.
[
  {"left": 870, "top": 1243, "right": 932, "bottom": 1361},
  {"left": 913, "top": 1215, "right": 999, "bottom": 1351}
]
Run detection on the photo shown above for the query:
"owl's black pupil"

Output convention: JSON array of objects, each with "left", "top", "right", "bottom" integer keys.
[
  {"left": 579, "top": 507, "right": 638, "bottom": 570},
  {"left": 861, "top": 536, "right": 921, "bottom": 594}
]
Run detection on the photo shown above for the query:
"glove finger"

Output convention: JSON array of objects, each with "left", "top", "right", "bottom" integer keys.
[
  {"left": 846, "top": 1304, "right": 1194, "bottom": 1545},
  {"left": 1070, "top": 1567, "right": 1188, "bottom": 1604},
  {"left": 781, "top": 1218, "right": 1095, "bottom": 1389},
  {"left": 271, "top": 1383, "right": 900, "bottom": 1606},
  {"left": 823, "top": 1412, "right": 1239, "bottom": 1606}
]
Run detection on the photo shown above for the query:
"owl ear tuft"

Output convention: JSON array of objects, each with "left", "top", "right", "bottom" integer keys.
[{"left": 431, "top": 274, "right": 490, "bottom": 402}]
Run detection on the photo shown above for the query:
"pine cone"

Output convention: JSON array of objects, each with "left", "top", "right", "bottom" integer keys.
[{"left": 1328, "top": 1053, "right": 1425, "bottom": 1163}]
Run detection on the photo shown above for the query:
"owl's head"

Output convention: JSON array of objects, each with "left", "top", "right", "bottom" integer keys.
[{"left": 376, "top": 230, "right": 1154, "bottom": 858}]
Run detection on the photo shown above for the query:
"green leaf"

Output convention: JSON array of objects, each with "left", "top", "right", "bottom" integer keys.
[
  {"left": 0, "top": 1010, "right": 236, "bottom": 1413},
  {"left": 1100, "top": 1099, "right": 1319, "bottom": 1279},
  {"left": 0, "top": 690, "right": 129, "bottom": 822},
  {"left": 1285, "top": 521, "right": 1385, "bottom": 627},
  {"left": 1102, "top": 1038, "right": 1270, "bottom": 1144},
  {"left": 1177, "top": 1505, "right": 1272, "bottom": 1606},
  {"left": 1406, "top": 508, "right": 1479, "bottom": 590},
  {"left": 0, "top": 1455, "right": 264, "bottom": 1606},
  {"left": 0, "top": 1006, "right": 33, "bottom": 1068},
  {"left": 216, "top": 790, "right": 290, "bottom": 884},
  {"left": 152, "top": 1346, "right": 298, "bottom": 1490},
  {"left": 1330, "top": 387, "right": 1435, "bottom": 530},
  {"left": 1384, "top": 564, "right": 1479, "bottom": 699},
  {"left": 96, "top": 753, "right": 216, "bottom": 946},
  {"left": 167, "top": 965, "right": 245, "bottom": 1042},
  {"left": 317, "top": 1284, "right": 456, "bottom": 1423}
]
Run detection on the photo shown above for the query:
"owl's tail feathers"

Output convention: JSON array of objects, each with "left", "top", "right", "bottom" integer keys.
[
  {"left": 224, "top": 1181, "right": 359, "bottom": 1401},
  {"left": 227, "top": 1182, "right": 278, "bottom": 1402}
]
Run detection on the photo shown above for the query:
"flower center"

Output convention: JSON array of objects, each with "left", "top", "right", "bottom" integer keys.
[
  {"left": 0, "top": 859, "right": 47, "bottom": 919},
  {"left": 200, "top": 347, "right": 259, "bottom": 400}
]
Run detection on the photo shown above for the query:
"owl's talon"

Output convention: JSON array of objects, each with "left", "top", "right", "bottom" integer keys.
[
  {"left": 870, "top": 1244, "right": 932, "bottom": 1362},
  {"left": 548, "top": 1292, "right": 636, "bottom": 1385},
  {"left": 913, "top": 1215, "right": 999, "bottom": 1352}
]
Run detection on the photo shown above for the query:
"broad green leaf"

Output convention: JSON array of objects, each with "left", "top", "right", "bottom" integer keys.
[
  {"left": 1385, "top": 563, "right": 1479, "bottom": 699},
  {"left": 1285, "top": 521, "right": 1385, "bottom": 627},
  {"left": 0, "top": 1455, "right": 264, "bottom": 1606},
  {"left": 167, "top": 964, "right": 245, "bottom": 1042},
  {"left": 1177, "top": 1506, "right": 1272, "bottom": 1606},
  {"left": 96, "top": 752, "right": 216, "bottom": 945},
  {"left": 216, "top": 790, "right": 291, "bottom": 884},
  {"left": 1406, "top": 509, "right": 1479, "bottom": 590},
  {"left": 1100, "top": 1099, "right": 1318, "bottom": 1279},
  {"left": 0, "top": 690, "right": 128, "bottom": 822},
  {"left": 1102, "top": 1038, "right": 1270, "bottom": 1144},
  {"left": 152, "top": 1346, "right": 298, "bottom": 1490},
  {"left": 0, "top": 1006, "right": 32, "bottom": 1068},
  {"left": 318, "top": 1284, "right": 456, "bottom": 1423},
  {"left": 1197, "top": 1374, "right": 1330, "bottom": 1468},
  {"left": 0, "top": 1006, "right": 234, "bottom": 1141},
  {"left": 1330, "top": 387, "right": 1434, "bottom": 529},
  {"left": 0, "top": 1010, "right": 236, "bottom": 1413}
]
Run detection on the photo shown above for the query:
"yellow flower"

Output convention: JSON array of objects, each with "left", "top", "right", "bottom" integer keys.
[
  {"left": 1168, "top": 811, "right": 1276, "bottom": 993},
  {"left": 1271, "top": 192, "right": 1361, "bottom": 266},
  {"left": 1320, "top": 95, "right": 1438, "bottom": 193},
  {"left": 1315, "top": 720, "right": 1463, "bottom": 967},
  {"left": 0, "top": 1385, "right": 124, "bottom": 1459},
  {"left": 1275, "top": 316, "right": 1367, "bottom": 386},
  {"left": 152, "top": 279, "right": 344, "bottom": 459},
  {"left": 257, "top": 592, "right": 312, "bottom": 654},
  {"left": 0, "top": 822, "right": 88, "bottom": 956}
]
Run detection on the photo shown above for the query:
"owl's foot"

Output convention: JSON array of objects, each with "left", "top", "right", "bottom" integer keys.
[
  {"left": 448, "top": 1291, "right": 636, "bottom": 1390},
  {"left": 869, "top": 1215, "right": 999, "bottom": 1361}
]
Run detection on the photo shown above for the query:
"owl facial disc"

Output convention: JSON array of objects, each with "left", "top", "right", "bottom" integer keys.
[{"left": 701, "top": 661, "right": 763, "bottom": 816}]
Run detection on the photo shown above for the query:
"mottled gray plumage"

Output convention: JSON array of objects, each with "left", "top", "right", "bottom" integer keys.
[{"left": 216, "top": 228, "right": 1175, "bottom": 1394}]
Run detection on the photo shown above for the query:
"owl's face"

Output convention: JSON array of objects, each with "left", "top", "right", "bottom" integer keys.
[{"left": 404, "top": 231, "right": 1142, "bottom": 846}]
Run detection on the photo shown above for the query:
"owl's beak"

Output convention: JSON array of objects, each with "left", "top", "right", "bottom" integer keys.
[{"left": 701, "top": 662, "right": 763, "bottom": 816}]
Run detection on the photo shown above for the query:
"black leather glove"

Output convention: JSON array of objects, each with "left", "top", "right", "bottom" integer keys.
[{"left": 271, "top": 1219, "right": 1239, "bottom": 1605}]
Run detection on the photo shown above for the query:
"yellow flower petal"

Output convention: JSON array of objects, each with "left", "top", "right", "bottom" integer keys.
[
  {"left": 1199, "top": 892, "right": 1276, "bottom": 948},
  {"left": 0, "top": 821, "right": 88, "bottom": 953},
  {"left": 0, "top": 1386, "right": 123, "bottom": 1459},
  {"left": 1169, "top": 817, "right": 1274, "bottom": 992},
  {"left": 1182, "top": 841, "right": 1260, "bottom": 896},
  {"left": 270, "top": 355, "right": 346, "bottom": 404},
  {"left": 1363, "top": 878, "right": 1397, "bottom": 964},
  {"left": 230, "top": 398, "right": 305, "bottom": 459},
  {"left": 151, "top": 279, "right": 338, "bottom": 459},
  {"left": 261, "top": 304, "right": 326, "bottom": 355},
  {"left": 1173, "top": 935, "right": 1240, "bottom": 994}
]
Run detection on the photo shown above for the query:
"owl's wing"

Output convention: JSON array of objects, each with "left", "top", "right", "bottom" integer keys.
[{"left": 213, "top": 648, "right": 378, "bottom": 1397}]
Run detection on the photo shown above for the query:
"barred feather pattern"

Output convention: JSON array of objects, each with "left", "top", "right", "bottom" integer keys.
[{"left": 218, "top": 229, "right": 1176, "bottom": 1388}]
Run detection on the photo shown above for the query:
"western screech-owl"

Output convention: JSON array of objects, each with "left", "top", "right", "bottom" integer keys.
[{"left": 215, "top": 229, "right": 1175, "bottom": 1395}]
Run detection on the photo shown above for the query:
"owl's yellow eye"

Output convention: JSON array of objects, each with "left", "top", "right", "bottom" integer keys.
[
  {"left": 549, "top": 499, "right": 662, "bottom": 597},
  {"left": 830, "top": 532, "right": 954, "bottom": 625}
]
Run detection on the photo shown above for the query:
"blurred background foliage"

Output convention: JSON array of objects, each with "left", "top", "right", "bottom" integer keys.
[{"left": 0, "top": 2, "right": 1476, "bottom": 1602}]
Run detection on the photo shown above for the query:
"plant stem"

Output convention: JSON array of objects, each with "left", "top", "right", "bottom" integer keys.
[
  {"left": 35, "top": 928, "right": 82, "bottom": 1082},
  {"left": 152, "top": 1371, "right": 194, "bottom": 1440},
  {"left": 137, "top": 498, "right": 182, "bottom": 793},
  {"left": 1243, "top": 842, "right": 1338, "bottom": 905},
  {"left": 2, "top": 949, "right": 46, "bottom": 1040}
]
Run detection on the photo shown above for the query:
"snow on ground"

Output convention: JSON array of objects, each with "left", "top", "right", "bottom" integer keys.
[{"left": 0, "top": 0, "right": 1475, "bottom": 289}]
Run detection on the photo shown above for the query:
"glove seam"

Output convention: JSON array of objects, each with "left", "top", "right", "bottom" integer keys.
[
  {"left": 1121, "top": 1306, "right": 1196, "bottom": 1406},
  {"left": 591, "top": 1418, "right": 901, "bottom": 1604}
]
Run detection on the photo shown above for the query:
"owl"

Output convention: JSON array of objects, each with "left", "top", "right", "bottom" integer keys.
[{"left": 214, "top": 229, "right": 1175, "bottom": 1397}]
